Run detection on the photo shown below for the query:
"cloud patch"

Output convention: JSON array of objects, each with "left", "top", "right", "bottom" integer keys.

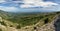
[
  {"left": 0, "top": 0, "right": 6, "bottom": 3},
  {"left": 20, "top": 0, "right": 58, "bottom": 8},
  {"left": 0, "top": 6, "right": 18, "bottom": 12}
]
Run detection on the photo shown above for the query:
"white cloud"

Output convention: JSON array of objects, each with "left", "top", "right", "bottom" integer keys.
[
  {"left": 0, "top": 0, "right": 6, "bottom": 3},
  {"left": 0, "top": 6, "right": 18, "bottom": 12},
  {"left": 20, "top": 0, "right": 58, "bottom": 8}
]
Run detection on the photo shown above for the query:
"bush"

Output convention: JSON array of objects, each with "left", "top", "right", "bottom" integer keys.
[
  {"left": 0, "top": 21, "right": 7, "bottom": 26},
  {"left": 10, "top": 25, "right": 13, "bottom": 27},
  {"left": 16, "top": 25, "right": 21, "bottom": 29},
  {"left": 44, "top": 18, "right": 49, "bottom": 24},
  {"left": 0, "top": 29, "right": 2, "bottom": 31}
]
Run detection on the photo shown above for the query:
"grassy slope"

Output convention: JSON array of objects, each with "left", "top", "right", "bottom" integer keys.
[
  {"left": 0, "top": 10, "right": 60, "bottom": 31},
  {"left": 0, "top": 11, "right": 57, "bottom": 26},
  {"left": 0, "top": 10, "right": 60, "bottom": 29}
]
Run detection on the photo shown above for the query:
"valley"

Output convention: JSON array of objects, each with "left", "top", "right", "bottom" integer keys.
[{"left": 0, "top": 10, "right": 60, "bottom": 31}]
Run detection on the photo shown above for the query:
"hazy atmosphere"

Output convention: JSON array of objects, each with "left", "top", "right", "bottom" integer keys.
[
  {"left": 0, "top": 0, "right": 60, "bottom": 12},
  {"left": 0, "top": 0, "right": 60, "bottom": 31}
]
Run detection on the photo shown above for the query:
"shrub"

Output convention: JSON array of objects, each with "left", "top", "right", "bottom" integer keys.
[
  {"left": 16, "top": 25, "right": 21, "bottom": 29},
  {"left": 0, "top": 21, "right": 7, "bottom": 26},
  {"left": 0, "top": 29, "right": 2, "bottom": 31},
  {"left": 44, "top": 18, "right": 49, "bottom": 24}
]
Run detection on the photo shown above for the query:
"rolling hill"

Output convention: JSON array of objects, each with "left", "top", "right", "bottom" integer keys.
[{"left": 0, "top": 10, "right": 60, "bottom": 31}]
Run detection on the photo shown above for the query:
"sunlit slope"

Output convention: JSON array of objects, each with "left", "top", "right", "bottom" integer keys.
[
  {"left": 0, "top": 10, "right": 60, "bottom": 31},
  {"left": 0, "top": 10, "right": 57, "bottom": 27}
]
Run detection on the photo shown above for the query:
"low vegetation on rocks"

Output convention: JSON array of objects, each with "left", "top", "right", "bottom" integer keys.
[{"left": 0, "top": 10, "right": 60, "bottom": 31}]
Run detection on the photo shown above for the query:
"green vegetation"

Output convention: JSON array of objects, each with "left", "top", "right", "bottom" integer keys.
[
  {"left": 0, "top": 21, "right": 7, "bottom": 26},
  {"left": 44, "top": 18, "right": 49, "bottom": 24},
  {"left": 0, "top": 10, "right": 60, "bottom": 28},
  {"left": 16, "top": 25, "right": 21, "bottom": 29},
  {"left": 0, "top": 29, "right": 2, "bottom": 31}
]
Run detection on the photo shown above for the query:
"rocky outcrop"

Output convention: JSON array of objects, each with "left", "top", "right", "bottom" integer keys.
[{"left": 0, "top": 15, "right": 59, "bottom": 31}]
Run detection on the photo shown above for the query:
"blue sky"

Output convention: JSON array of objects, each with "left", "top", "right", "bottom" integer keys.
[{"left": 0, "top": 0, "right": 60, "bottom": 12}]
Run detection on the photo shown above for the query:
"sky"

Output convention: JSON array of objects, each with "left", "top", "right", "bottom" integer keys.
[{"left": 0, "top": 0, "right": 60, "bottom": 12}]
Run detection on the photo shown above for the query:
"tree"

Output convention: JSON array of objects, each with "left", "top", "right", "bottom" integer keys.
[{"left": 44, "top": 18, "right": 49, "bottom": 24}]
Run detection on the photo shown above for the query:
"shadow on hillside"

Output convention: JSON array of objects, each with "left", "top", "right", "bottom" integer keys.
[{"left": 54, "top": 16, "right": 60, "bottom": 31}]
